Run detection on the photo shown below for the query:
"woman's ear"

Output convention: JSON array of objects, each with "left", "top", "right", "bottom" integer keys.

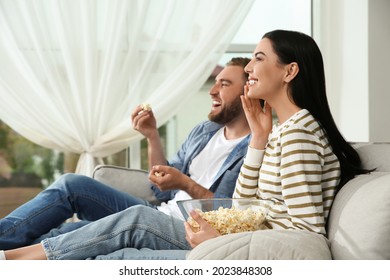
[{"left": 284, "top": 62, "right": 299, "bottom": 83}]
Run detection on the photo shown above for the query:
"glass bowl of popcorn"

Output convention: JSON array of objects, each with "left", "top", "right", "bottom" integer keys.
[{"left": 177, "top": 198, "right": 268, "bottom": 235}]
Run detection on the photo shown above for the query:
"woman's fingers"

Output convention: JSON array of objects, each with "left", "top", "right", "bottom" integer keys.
[
  {"left": 241, "top": 85, "right": 250, "bottom": 112},
  {"left": 184, "top": 222, "right": 196, "bottom": 248}
]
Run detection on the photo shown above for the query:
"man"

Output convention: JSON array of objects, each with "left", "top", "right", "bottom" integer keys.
[{"left": 0, "top": 57, "right": 251, "bottom": 256}]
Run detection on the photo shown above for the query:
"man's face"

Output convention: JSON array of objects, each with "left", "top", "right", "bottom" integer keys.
[{"left": 208, "top": 65, "right": 246, "bottom": 124}]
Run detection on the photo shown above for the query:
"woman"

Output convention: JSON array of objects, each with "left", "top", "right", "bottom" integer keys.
[
  {"left": 185, "top": 29, "right": 368, "bottom": 247},
  {"left": 1, "top": 30, "right": 367, "bottom": 260}
]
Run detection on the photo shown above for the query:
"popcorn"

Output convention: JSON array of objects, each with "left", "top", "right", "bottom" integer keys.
[
  {"left": 138, "top": 103, "right": 152, "bottom": 115},
  {"left": 187, "top": 206, "right": 267, "bottom": 235},
  {"left": 141, "top": 103, "right": 151, "bottom": 111}
]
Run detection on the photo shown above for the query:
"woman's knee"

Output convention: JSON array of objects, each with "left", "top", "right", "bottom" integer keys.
[
  {"left": 125, "top": 204, "right": 154, "bottom": 216},
  {"left": 119, "top": 205, "right": 159, "bottom": 223}
]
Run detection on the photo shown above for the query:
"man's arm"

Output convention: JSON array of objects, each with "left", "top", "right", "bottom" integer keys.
[
  {"left": 146, "top": 129, "right": 168, "bottom": 169},
  {"left": 183, "top": 179, "right": 214, "bottom": 199},
  {"left": 131, "top": 105, "right": 168, "bottom": 169}
]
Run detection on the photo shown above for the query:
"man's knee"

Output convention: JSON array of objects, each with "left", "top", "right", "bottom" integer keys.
[{"left": 48, "top": 173, "right": 89, "bottom": 191}]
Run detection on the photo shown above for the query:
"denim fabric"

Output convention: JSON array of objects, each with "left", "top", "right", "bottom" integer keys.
[
  {"left": 42, "top": 205, "right": 190, "bottom": 260},
  {"left": 0, "top": 174, "right": 154, "bottom": 250},
  {"left": 33, "top": 220, "right": 91, "bottom": 243},
  {"left": 91, "top": 248, "right": 188, "bottom": 260}
]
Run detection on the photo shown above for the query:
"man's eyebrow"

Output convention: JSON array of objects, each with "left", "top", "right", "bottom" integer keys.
[{"left": 216, "top": 78, "right": 232, "bottom": 83}]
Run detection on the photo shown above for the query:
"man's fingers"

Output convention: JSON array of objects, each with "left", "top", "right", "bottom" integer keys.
[{"left": 152, "top": 165, "right": 172, "bottom": 175}]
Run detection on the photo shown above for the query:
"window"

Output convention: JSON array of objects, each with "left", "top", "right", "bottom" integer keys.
[
  {"left": 0, "top": 121, "right": 63, "bottom": 217},
  {"left": 219, "top": 0, "right": 312, "bottom": 65},
  {"left": 0, "top": 121, "right": 64, "bottom": 186},
  {"left": 0, "top": 120, "right": 131, "bottom": 217}
]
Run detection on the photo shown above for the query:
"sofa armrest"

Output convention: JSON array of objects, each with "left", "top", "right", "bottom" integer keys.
[
  {"left": 187, "top": 229, "right": 331, "bottom": 260},
  {"left": 327, "top": 172, "right": 390, "bottom": 259},
  {"left": 92, "top": 165, "right": 160, "bottom": 205}
]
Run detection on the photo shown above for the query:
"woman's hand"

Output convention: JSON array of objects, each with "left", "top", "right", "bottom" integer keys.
[
  {"left": 241, "top": 85, "right": 273, "bottom": 149},
  {"left": 184, "top": 210, "right": 221, "bottom": 248}
]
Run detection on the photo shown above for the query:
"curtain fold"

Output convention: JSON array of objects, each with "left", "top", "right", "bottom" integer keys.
[{"left": 0, "top": 0, "right": 254, "bottom": 176}]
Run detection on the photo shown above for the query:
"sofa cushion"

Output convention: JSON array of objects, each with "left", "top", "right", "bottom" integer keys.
[
  {"left": 187, "top": 229, "right": 331, "bottom": 260},
  {"left": 327, "top": 172, "right": 390, "bottom": 259},
  {"left": 355, "top": 143, "right": 390, "bottom": 172},
  {"left": 92, "top": 165, "right": 160, "bottom": 204}
]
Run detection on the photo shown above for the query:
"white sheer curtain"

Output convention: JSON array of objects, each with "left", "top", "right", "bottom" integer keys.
[{"left": 0, "top": 0, "right": 253, "bottom": 176}]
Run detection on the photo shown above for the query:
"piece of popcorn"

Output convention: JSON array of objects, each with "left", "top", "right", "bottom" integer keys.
[
  {"left": 141, "top": 103, "right": 151, "bottom": 111},
  {"left": 138, "top": 103, "right": 152, "bottom": 115}
]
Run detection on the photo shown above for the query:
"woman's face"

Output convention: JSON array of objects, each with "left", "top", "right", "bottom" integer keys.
[{"left": 245, "top": 38, "right": 287, "bottom": 102}]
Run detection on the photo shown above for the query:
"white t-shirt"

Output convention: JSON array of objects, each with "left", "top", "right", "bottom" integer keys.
[{"left": 157, "top": 127, "right": 245, "bottom": 220}]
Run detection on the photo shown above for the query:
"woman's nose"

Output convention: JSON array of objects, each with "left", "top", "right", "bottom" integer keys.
[{"left": 244, "top": 60, "right": 253, "bottom": 73}]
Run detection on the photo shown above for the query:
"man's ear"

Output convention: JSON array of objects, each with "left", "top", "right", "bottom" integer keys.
[{"left": 284, "top": 62, "right": 299, "bottom": 83}]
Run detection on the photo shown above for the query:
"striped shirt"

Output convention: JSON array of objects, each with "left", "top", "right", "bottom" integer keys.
[{"left": 233, "top": 109, "right": 340, "bottom": 235}]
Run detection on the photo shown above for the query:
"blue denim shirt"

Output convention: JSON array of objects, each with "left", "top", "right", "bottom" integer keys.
[{"left": 151, "top": 120, "right": 250, "bottom": 202}]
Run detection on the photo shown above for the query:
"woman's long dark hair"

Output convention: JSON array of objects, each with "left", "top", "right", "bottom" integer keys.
[{"left": 263, "top": 30, "right": 369, "bottom": 188}]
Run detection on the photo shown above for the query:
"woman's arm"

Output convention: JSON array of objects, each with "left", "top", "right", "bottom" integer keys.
[{"left": 233, "top": 146, "right": 264, "bottom": 199}]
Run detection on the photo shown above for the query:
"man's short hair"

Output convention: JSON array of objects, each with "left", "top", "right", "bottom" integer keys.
[{"left": 226, "top": 57, "right": 251, "bottom": 81}]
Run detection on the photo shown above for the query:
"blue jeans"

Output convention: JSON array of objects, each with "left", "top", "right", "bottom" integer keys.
[
  {"left": 42, "top": 205, "right": 190, "bottom": 260},
  {"left": 0, "top": 174, "right": 154, "bottom": 250}
]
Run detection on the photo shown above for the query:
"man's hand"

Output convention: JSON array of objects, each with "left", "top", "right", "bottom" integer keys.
[
  {"left": 131, "top": 104, "right": 157, "bottom": 139},
  {"left": 149, "top": 165, "right": 214, "bottom": 198},
  {"left": 184, "top": 210, "right": 221, "bottom": 248},
  {"left": 149, "top": 165, "right": 191, "bottom": 192}
]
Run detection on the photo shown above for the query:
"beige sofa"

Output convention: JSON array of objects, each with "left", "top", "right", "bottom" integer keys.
[{"left": 92, "top": 142, "right": 390, "bottom": 260}]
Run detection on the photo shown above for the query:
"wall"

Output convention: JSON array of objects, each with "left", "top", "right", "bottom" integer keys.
[
  {"left": 313, "top": 0, "right": 369, "bottom": 141},
  {"left": 313, "top": 0, "right": 390, "bottom": 142},
  {"left": 368, "top": 0, "right": 390, "bottom": 142}
]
